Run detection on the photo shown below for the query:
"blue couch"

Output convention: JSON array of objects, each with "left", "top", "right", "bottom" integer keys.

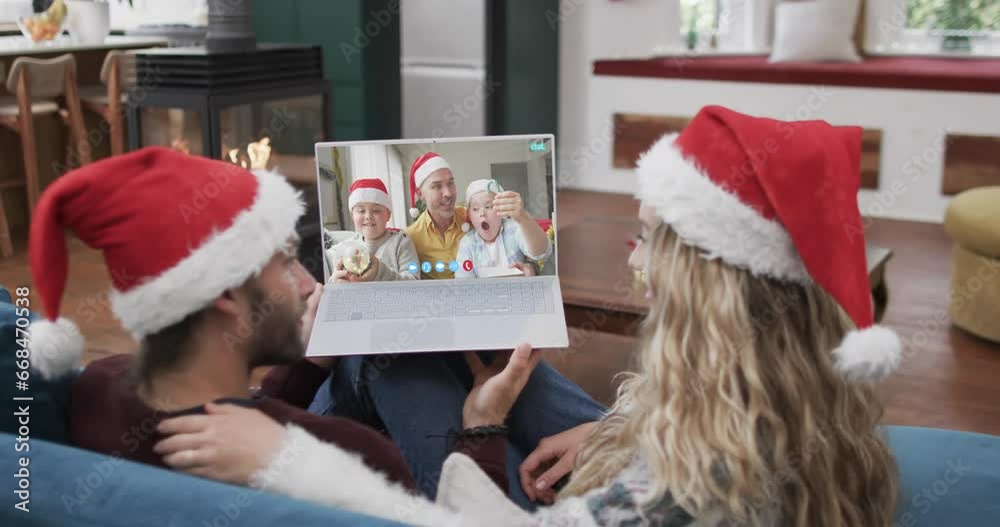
[{"left": 2, "top": 289, "right": 998, "bottom": 526}]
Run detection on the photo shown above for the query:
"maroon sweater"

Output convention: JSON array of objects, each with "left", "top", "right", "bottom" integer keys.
[{"left": 70, "top": 355, "right": 507, "bottom": 492}]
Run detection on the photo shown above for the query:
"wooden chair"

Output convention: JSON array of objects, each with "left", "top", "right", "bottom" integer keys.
[
  {"left": 0, "top": 54, "right": 90, "bottom": 257},
  {"left": 79, "top": 50, "right": 137, "bottom": 157}
]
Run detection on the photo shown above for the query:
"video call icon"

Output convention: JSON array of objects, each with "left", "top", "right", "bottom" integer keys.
[
  {"left": 407, "top": 262, "right": 419, "bottom": 274},
  {"left": 448, "top": 260, "right": 459, "bottom": 272},
  {"left": 421, "top": 261, "right": 432, "bottom": 274},
  {"left": 434, "top": 261, "right": 446, "bottom": 273}
]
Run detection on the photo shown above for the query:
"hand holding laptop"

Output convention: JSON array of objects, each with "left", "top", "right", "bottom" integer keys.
[{"left": 463, "top": 343, "right": 543, "bottom": 428}]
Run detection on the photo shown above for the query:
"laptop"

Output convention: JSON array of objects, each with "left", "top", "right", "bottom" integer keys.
[{"left": 305, "top": 135, "right": 569, "bottom": 357}]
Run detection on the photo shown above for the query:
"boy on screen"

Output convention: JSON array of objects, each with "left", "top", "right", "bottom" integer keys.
[
  {"left": 455, "top": 179, "right": 552, "bottom": 279},
  {"left": 330, "top": 178, "right": 419, "bottom": 282}
]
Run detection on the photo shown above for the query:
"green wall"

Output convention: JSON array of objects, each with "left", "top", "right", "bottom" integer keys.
[
  {"left": 252, "top": 0, "right": 401, "bottom": 140},
  {"left": 492, "top": 0, "right": 560, "bottom": 135},
  {"left": 252, "top": 0, "right": 559, "bottom": 140}
]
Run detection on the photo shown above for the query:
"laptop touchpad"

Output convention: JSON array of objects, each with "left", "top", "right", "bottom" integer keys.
[{"left": 371, "top": 320, "right": 455, "bottom": 351}]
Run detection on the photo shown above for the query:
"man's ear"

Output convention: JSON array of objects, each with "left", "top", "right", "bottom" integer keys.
[{"left": 212, "top": 288, "right": 243, "bottom": 317}]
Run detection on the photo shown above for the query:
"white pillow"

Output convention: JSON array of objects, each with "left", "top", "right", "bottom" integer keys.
[{"left": 769, "top": 0, "right": 862, "bottom": 63}]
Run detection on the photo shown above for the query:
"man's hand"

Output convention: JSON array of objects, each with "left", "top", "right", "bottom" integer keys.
[
  {"left": 494, "top": 191, "right": 530, "bottom": 222},
  {"left": 299, "top": 282, "right": 322, "bottom": 347},
  {"left": 154, "top": 403, "right": 288, "bottom": 486},
  {"left": 519, "top": 421, "right": 599, "bottom": 503},
  {"left": 509, "top": 262, "right": 536, "bottom": 277},
  {"left": 462, "top": 343, "right": 542, "bottom": 428}
]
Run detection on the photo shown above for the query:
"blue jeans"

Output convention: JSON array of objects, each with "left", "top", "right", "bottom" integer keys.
[
  {"left": 0, "top": 433, "right": 406, "bottom": 526},
  {"left": 308, "top": 353, "right": 606, "bottom": 509}
]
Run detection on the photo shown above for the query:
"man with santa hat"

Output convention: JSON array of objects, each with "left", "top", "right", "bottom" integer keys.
[{"left": 24, "top": 147, "right": 513, "bottom": 498}]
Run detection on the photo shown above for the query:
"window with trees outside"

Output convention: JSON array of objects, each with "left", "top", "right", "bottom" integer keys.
[{"left": 900, "top": 0, "right": 999, "bottom": 54}]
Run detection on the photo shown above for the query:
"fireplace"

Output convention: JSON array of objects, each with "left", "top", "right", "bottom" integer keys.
[{"left": 126, "top": 44, "right": 332, "bottom": 281}]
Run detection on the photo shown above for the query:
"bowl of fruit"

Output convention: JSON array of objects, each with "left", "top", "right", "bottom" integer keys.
[{"left": 17, "top": 0, "right": 68, "bottom": 43}]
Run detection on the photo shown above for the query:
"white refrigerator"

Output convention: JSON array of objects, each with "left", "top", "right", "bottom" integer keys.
[{"left": 400, "top": 0, "right": 488, "bottom": 138}]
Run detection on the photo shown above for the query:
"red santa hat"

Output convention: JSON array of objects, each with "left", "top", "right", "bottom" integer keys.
[
  {"left": 348, "top": 178, "right": 392, "bottom": 211},
  {"left": 28, "top": 147, "right": 303, "bottom": 380},
  {"left": 409, "top": 152, "right": 451, "bottom": 218},
  {"left": 461, "top": 178, "right": 502, "bottom": 233},
  {"left": 635, "top": 105, "right": 901, "bottom": 382}
]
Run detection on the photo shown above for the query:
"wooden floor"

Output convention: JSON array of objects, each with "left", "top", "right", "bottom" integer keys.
[{"left": 2, "top": 214, "right": 999, "bottom": 436}]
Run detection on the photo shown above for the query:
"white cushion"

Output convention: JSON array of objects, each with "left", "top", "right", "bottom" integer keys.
[{"left": 769, "top": 0, "right": 862, "bottom": 63}]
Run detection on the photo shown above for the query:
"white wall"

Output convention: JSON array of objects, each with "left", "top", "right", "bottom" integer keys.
[
  {"left": 110, "top": 0, "right": 207, "bottom": 29},
  {"left": 557, "top": 0, "right": 1000, "bottom": 223},
  {"left": 558, "top": 0, "right": 676, "bottom": 192}
]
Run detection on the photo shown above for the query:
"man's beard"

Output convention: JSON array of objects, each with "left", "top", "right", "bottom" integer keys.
[{"left": 244, "top": 285, "right": 305, "bottom": 369}]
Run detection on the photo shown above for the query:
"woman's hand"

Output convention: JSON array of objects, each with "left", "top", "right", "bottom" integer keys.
[
  {"left": 462, "top": 343, "right": 542, "bottom": 428},
  {"left": 494, "top": 191, "right": 530, "bottom": 222},
  {"left": 154, "top": 403, "right": 287, "bottom": 486},
  {"left": 519, "top": 421, "right": 599, "bottom": 503}
]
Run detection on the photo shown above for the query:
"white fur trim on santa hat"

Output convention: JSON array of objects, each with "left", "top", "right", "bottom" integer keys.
[
  {"left": 254, "top": 424, "right": 464, "bottom": 526},
  {"left": 832, "top": 325, "right": 902, "bottom": 382},
  {"left": 110, "top": 169, "right": 304, "bottom": 339},
  {"left": 348, "top": 187, "right": 392, "bottom": 211},
  {"left": 28, "top": 317, "right": 84, "bottom": 380},
  {"left": 635, "top": 134, "right": 810, "bottom": 284},
  {"left": 413, "top": 156, "right": 451, "bottom": 190},
  {"left": 464, "top": 179, "right": 496, "bottom": 205}
]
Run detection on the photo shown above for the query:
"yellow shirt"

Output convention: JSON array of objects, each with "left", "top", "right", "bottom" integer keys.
[{"left": 405, "top": 206, "right": 467, "bottom": 279}]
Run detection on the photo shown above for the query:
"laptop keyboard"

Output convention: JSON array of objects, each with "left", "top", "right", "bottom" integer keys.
[{"left": 324, "top": 281, "right": 555, "bottom": 322}]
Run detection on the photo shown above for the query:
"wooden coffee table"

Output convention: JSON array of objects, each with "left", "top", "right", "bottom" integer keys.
[{"left": 557, "top": 190, "right": 893, "bottom": 334}]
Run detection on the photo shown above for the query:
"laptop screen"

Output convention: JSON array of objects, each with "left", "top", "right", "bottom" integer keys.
[{"left": 314, "top": 135, "right": 556, "bottom": 283}]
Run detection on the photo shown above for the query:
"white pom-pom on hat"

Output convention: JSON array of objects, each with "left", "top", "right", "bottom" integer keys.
[
  {"left": 28, "top": 317, "right": 84, "bottom": 380},
  {"left": 461, "top": 222, "right": 471, "bottom": 233},
  {"left": 832, "top": 325, "right": 902, "bottom": 382},
  {"left": 409, "top": 207, "right": 420, "bottom": 219}
]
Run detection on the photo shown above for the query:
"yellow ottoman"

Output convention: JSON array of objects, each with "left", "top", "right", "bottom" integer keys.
[{"left": 943, "top": 187, "right": 1000, "bottom": 343}]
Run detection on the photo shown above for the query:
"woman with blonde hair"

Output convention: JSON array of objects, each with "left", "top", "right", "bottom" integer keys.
[{"left": 154, "top": 106, "right": 902, "bottom": 526}]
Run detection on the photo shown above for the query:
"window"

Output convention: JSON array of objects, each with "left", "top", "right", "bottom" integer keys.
[
  {"left": 892, "top": 0, "right": 1000, "bottom": 55},
  {"left": 680, "top": 0, "right": 720, "bottom": 50},
  {"left": 907, "top": 0, "right": 1000, "bottom": 33}
]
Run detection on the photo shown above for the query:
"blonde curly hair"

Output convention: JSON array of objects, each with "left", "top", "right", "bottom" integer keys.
[{"left": 561, "top": 223, "right": 898, "bottom": 526}]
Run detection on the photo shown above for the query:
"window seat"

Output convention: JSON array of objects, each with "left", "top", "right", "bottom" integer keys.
[{"left": 593, "top": 56, "right": 1000, "bottom": 94}]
